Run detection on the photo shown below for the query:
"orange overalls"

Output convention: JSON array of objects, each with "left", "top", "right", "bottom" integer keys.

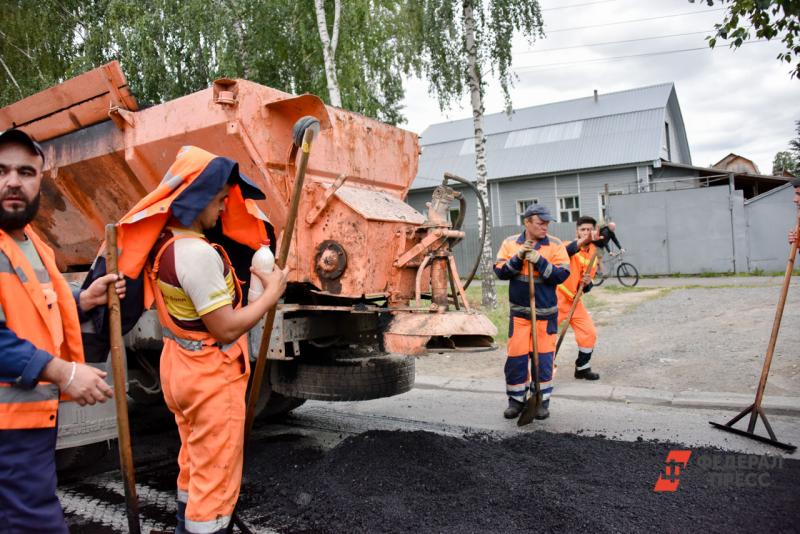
[
  {"left": 113, "top": 146, "right": 268, "bottom": 534},
  {"left": 557, "top": 241, "right": 598, "bottom": 371},
  {"left": 494, "top": 233, "right": 570, "bottom": 407},
  {"left": 149, "top": 233, "right": 249, "bottom": 533}
]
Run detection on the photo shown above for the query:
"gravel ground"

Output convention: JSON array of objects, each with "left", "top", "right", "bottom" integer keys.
[
  {"left": 418, "top": 277, "right": 800, "bottom": 396},
  {"left": 240, "top": 429, "right": 799, "bottom": 534}
]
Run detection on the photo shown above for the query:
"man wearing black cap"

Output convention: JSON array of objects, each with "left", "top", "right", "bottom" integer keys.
[
  {"left": 0, "top": 129, "right": 124, "bottom": 532},
  {"left": 494, "top": 204, "right": 570, "bottom": 420}
]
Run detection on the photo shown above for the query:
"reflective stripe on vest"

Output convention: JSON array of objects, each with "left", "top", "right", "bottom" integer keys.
[
  {"left": 513, "top": 274, "right": 542, "bottom": 283},
  {"left": 558, "top": 284, "right": 575, "bottom": 299},
  {"left": 510, "top": 304, "right": 558, "bottom": 317},
  {"left": 0, "top": 383, "right": 59, "bottom": 429},
  {"left": 162, "top": 329, "right": 236, "bottom": 353}
]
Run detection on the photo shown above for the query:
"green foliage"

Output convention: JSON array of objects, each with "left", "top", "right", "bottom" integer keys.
[
  {"left": 0, "top": 0, "right": 80, "bottom": 105},
  {"left": 690, "top": 0, "right": 800, "bottom": 79},
  {"left": 465, "top": 283, "right": 509, "bottom": 342},
  {"left": 773, "top": 150, "right": 798, "bottom": 174},
  {"left": 0, "top": 0, "right": 415, "bottom": 123},
  {"left": 790, "top": 119, "right": 800, "bottom": 160},
  {"left": 406, "top": 0, "right": 544, "bottom": 111}
]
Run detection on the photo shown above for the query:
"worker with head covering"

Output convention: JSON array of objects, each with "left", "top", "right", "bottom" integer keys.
[{"left": 115, "top": 145, "right": 287, "bottom": 534}]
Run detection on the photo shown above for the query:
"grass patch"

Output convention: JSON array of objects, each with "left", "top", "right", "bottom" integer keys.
[
  {"left": 597, "top": 285, "right": 650, "bottom": 293},
  {"left": 466, "top": 284, "right": 509, "bottom": 343}
]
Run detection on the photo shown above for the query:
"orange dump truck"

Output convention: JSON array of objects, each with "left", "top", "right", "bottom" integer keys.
[{"left": 0, "top": 62, "right": 496, "bottom": 461}]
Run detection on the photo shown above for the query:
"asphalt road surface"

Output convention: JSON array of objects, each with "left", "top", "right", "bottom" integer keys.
[{"left": 61, "top": 383, "right": 800, "bottom": 533}]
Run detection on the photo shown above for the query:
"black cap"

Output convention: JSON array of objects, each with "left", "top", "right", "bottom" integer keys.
[
  {"left": 791, "top": 177, "right": 800, "bottom": 188},
  {"left": 522, "top": 204, "right": 556, "bottom": 222},
  {"left": 0, "top": 129, "right": 45, "bottom": 164}
]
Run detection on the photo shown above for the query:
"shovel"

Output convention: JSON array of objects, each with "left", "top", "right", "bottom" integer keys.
[
  {"left": 554, "top": 247, "right": 599, "bottom": 359},
  {"left": 228, "top": 116, "right": 321, "bottom": 534},
  {"left": 518, "top": 258, "right": 542, "bottom": 427}
]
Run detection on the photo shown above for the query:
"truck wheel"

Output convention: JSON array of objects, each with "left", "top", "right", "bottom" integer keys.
[
  {"left": 269, "top": 355, "right": 415, "bottom": 401},
  {"left": 56, "top": 442, "right": 109, "bottom": 473},
  {"left": 255, "top": 389, "right": 306, "bottom": 421}
]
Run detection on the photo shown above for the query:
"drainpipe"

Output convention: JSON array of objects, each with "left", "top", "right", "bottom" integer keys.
[{"left": 728, "top": 172, "right": 737, "bottom": 273}]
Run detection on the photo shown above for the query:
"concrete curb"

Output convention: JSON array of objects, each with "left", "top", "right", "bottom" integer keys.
[{"left": 414, "top": 376, "right": 800, "bottom": 417}]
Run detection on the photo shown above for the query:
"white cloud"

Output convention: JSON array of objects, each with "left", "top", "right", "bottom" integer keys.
[{"left": 399, "top": 0, "right": 799, "bottom": 174}]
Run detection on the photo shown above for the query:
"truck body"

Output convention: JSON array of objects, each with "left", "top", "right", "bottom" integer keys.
[{"left": 0, "top": 62, "right": 496, "bottom": 454}]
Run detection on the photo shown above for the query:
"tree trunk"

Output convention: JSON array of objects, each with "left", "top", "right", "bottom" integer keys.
[
  {"left": 463, "top": 0, "right": 496, "bottom": 309},
  {"left": 314, "top": 0, "right": 343, "bottom": 107}
]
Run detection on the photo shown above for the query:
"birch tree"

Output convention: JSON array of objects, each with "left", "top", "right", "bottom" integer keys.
[
  {"left": 1, "top": 0, "right": 414, "bottom": 124},
  {"left": 314, "top": 0, "right": 343, "bottom": 107},
  {"left": 408, "top": 0, "right": 544, "bottom": 308}
]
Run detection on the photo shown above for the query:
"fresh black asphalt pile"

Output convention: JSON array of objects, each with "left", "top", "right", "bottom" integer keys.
[{"left": 241, "top": 430, "right": 799, "bottom": 534}]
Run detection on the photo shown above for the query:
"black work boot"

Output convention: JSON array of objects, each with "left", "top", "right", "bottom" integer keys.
[
  {"left": 575, "top": 367, "right": 600, "bottom": 380},
  {"left": 504, "top": 398, "right": 524, "bottom": 419},
  {"left": 534, "top": 399, "right": 550, "bottom": 420},
  {"left": 575, "top": 349, "right": 599, "bottom": 380}
]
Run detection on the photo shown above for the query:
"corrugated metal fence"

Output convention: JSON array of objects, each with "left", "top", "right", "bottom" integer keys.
[{"left": 451, "top": 222, "right": 576, "bottom": 276}]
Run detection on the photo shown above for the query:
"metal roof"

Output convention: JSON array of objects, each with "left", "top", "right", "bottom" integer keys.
[{"left": 412, "top": 83, "right": 690, "bottom": 190}]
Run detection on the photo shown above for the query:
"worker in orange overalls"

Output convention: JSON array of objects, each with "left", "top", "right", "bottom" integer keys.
[
  {"left": 115, "top": 146, "right": 287, "bottom": 534},
  {"left": 0, "top": 129, "right": 123, "bottom": 532},
  {"left": 557, "top": 215, "right": 601, "bottom": 381},
  {"left": 495, "top": 204, "right": 570, "bottom": 420}
]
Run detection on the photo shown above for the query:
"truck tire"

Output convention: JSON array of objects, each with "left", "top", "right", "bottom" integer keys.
[
  {"left": 255, "top": 389, "right": 306, "bottom": 421},
  {"left": 270, "top": 355, "right": 415, "bottom": 401},
  {"left": 56, "top": 442, "right": 109, "bottom": 474}
]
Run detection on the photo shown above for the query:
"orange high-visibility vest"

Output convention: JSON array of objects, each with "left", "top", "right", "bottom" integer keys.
[
  {"left": 0, "top": 227, "right": 84, "bottom": 429},
  {"left": 558, "top": 243, "right": 598, "bottom": 301}
]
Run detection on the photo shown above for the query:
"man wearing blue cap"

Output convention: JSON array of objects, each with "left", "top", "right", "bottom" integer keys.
[{"left": 495, "top": 204, "right": 570, "bottom": 420}]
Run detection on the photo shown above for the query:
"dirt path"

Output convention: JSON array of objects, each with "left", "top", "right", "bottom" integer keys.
[{"left": 417, "top": 278, "right": 800, "bottom": 396}]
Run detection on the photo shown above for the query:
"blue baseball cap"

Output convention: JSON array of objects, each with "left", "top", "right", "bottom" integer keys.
[
  {"left": 523, "top": 204, "right": 555, "bottom": 222},
  {"left": 0, "top": 129, "right": 45, "bottom": 164}
]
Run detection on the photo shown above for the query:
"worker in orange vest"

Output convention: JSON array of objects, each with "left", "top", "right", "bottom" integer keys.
[
  {"left": 495, "top": 204, "right": 570, "bottom": 420},
  {"left": 115, "top": 145, "right": 286, "bottom": 534},
  {"left": 557, "top": 215, "right": 601, "bottom": 380},
  {"left": 0, "top": 129, "right": 124, "bottom": 533}
]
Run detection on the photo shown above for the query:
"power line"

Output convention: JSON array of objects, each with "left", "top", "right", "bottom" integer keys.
[
  {"left": 546, "top": 7, "right": 725, "bottom": 33},
  {"left": 513, "top": 39, "right": 766, "bottom": 72},
  {"left": 542, "top": 0, "right": 616, "bottom": 11},
  {"left": 519, "top": 30, "right": 711, "bottom": 54}
]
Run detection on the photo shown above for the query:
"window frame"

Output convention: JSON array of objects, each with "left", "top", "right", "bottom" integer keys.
[
  {"left": 598, "top": 190, "right": 623, "bottom": 220},
  {"left": 516, "top": 198, "right": 539, "bottom": 224},
  {"left": 557, "top": 195, "right": 580, "bottom": 223}
]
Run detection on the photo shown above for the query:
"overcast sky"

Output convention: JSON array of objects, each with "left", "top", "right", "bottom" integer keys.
[{"left": 399, "top": 0, "right": 799, "bottom": 174}]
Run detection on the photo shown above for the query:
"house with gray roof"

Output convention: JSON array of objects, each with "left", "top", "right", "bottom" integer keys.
[
  {"left": 405, "top": 82, "right": 784, "bottom": 231},
  {"left": 405, "top": 82, "right": 790, "bottom": 275}
]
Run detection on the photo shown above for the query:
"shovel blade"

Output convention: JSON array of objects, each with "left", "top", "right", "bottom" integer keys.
[{"left": 517, "top": 394, "right": 540, "bottom": 427}]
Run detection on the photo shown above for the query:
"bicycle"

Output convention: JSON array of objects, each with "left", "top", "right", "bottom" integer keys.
[{"left": 592, "top": 249, "right": 639, "bottom": 287}]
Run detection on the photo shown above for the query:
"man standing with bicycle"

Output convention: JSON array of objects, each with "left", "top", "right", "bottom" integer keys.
[{"left": 557, "top": 216, "right": 601, "bottom": 380}]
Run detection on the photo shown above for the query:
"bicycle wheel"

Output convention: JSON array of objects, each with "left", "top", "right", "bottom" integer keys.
[
  {"left": 592, "top": 274, "right": 605, "bottom": 287},
  {"left": 616, "top": 262, "right": 639, "bottom": 287}
]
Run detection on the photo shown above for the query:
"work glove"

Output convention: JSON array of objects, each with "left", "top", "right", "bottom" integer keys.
[
  {"left": 526, "top": 248, "right": 542, "bottom": 263},
  {"left": 516, "top": 240, "right": 533, "bottom": 260}
]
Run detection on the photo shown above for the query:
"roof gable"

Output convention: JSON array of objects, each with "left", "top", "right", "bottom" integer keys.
[{"left": 413, "top": 83, "right": 690, "bottom": 190}]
